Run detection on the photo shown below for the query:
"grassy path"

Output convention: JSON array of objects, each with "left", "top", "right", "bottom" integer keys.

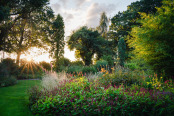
[{"left": 0, "top": 80, "right": 40, "bottom": 116}]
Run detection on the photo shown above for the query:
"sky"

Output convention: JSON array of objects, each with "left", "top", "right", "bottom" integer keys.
[{"left": 50, "top": 0, "right": 139, "bottom": 61}]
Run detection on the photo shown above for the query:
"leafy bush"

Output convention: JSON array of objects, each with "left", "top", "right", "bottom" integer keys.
[
  {"left": 71, "top": 60, "right": 83, "bottom": 66},
  {"left": 0, "top": 58, "right": 19, "bottom": 76},
  {"left": 82, "top": 66, "right": 97, "bottom": 74},
  {"left": 67, "top": 65, "right": 82, "bottom": 74},
  {"left": 125, "top": 59, "right": 152, "bottom": 71},
  {"left": 17, "top": 73, "right": 43, "bottom": 80},
  {"left": 39, "top": 61, "right": 51, "bottom": 71},
  {"left": 101, "top": 55, "right": 114, "bottom": 67},
  {"left": 0, "top": 76, "right": 17, "bottom": 87},
  {"left": 95, "top": 60, "right": 108, "bottom": 71},
  {"left": 98, "top": 66, "right": 144, "bottom": 87}
]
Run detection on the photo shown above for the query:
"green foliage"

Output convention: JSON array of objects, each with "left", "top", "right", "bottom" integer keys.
[
  {"left": 67, "top": 65, "right": 82, "bottom": 74},
  {"left": 100, "top": 55, "right": 114, "bottom": 67},
  {"left": 128, "top": 0, "right": 174, "bottom": 77},
  {"left": 0, "top": 0, "right": 54, "bottom": 64},
  {"left": 95, "top": 60, "right": 108, "bottom": 71},
  {"left": 98, "top": 66, "right": 144, "bottom": 87},
  {"left": 50, "top": 14, "right": 65, "bottom": 71},
  {"left": 67, "top": 65, "right": 97, "bottom": 75},
  {"left": 68, "top": 26, "right": 110, "bottom": 66},
  {"left": 0, "top": 76, "right": 17, "bottom": 87},
  {"left": 118, "top": 37, "right": 126, "bottom": 66},
  {"left": 0, "top": 58, "right": 19, "bottom": 76},
  {"left": 39, "top": 61, "right": 51, "bottom": 71},
  {"left": 125, "top": 59, "right": 152, "bottom": 71},
  {"left": 82, "top": 66, "right": 97, "bottom": 74},
  {"left": 110, "top": 0, "right": 162, "bottom": 38},
  {"left": 71, "top": 60, "right": 84, "bottom": 66}
]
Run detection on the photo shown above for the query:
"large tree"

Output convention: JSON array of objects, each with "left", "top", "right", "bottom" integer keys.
[
  {"left": 110, "top": 0, "right": 163, "bottom": 59},
  {"left": 97, "top": 12, "right": 109, "bottom": 39},
  {"left": 110, "top": 0, "right": 163, "bottom": 39},
  {"left": 0, "top": 0, "right": 54, "bottom": 64},
  {"left": 67, "top": 26, "right": 109, "bottom": 66},
  {"left": 128, "top": 0, "right": 174, "bottom": 77},
  {"left": 50, "top": 14, "right": 65, "bottom": 71}
]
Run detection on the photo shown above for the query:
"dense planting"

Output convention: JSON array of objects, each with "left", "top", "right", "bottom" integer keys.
[{"left": 29, "top": 68, "right": 174, "bottom": 116}]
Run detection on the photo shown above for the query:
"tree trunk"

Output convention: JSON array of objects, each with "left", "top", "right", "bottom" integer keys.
[
  {"left": 16, "top": 51, "right": 21, "bottom": 65},
  {"left": 16, "top": 19, "right": 26, "bottom": 65}
]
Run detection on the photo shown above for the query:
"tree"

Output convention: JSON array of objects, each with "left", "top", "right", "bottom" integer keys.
[
  {"left": 110, "top": 0, "right": 163, "bottom": 39},
  {"left": 97, "top": 12, "right": 109, "bottom": 39},
  {"left": 110, "top": 0, "right": 163, "bottom": 60},
  {"left": 0, "top": 0, "right": 54, "bottom": 65},
  {"left": 50, "top": 14, "right": 65, "bottom": 71},
  {"left": 68, "top": 26, "right": 108, "bottom": 66},
  {"left": 118, "top": 37, "right": 126, "bottom": 66},
  {"left": 128, "top": 0, "right": 174, "bottom": 77}
]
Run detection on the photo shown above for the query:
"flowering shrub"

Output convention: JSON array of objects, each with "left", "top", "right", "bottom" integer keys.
[
  {"left": 29, "top": 76, "right": 174, "bottom": 116},
  {"left": 144, "top": 74, "right": 174, "bottom": 91}
]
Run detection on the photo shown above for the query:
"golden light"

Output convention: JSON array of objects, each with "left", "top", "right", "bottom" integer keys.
[
  {"left": 25, "top": 56, "right": 32, "bottom": 62},
  {"left": 20, "top": 47, "right": 53, "bottom": 63}
]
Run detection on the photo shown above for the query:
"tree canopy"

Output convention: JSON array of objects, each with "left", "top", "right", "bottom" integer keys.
[
  {"left": 0, "top": 0, "right": 54, "bottom": 64},
  {"left": 128, "top": 0, "right": 174, "bottom": 77},
  {"left": 67, "top": 26, "right": 109, "bottom": 66},
  {"left": 50, "top": 14, "right": 65, "bottom": 71}
]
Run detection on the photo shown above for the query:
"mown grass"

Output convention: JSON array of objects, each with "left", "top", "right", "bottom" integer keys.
[{"left": 0, "top": 80, "right": 40, "bottom": 116}]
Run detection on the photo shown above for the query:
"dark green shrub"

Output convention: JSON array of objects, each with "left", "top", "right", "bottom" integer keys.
[
  {"left": 0, "top": 58, "right": 19, "bottom": 76},
  {"left": 101, "top": 55, "right": 114, "bottom": 67},
  {"left": 39, "top": 61, "right": 51, "bottom": 71},
  {"left": 0, "top": 76, "right": 17, "bottom": 87},
  {"left": 71, "top": 60, "right": 84, "bottom": 66},
  {"left": 95, "top": 60, "right": 108, "bottom": 71},
  {"left": 82, "top": 66, "right": 97, "bottom": 74},
  {"left": 67, "top": 65, "right": 82, "bottom": 74},
  {"left": 98, "top": 66, "right": 144, "bottom": 87}
]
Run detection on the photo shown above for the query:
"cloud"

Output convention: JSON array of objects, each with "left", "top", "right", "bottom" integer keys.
[
  {"left": 51, "top": 3, "right": 62, "bottom": 14},
  {"left": 86, "top": 3, "right": 117, "bottom": 28},
  {"left": 65, "top": 13, "right": 74, "bottom": 21},
  {"left": 59, "top": 0, "right": 69, "bottom": 6},
  {"left": 75, "top": 0, "right": 90, "bottom": 6}
]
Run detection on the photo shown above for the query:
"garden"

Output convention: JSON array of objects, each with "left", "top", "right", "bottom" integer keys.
[{"left": 0, "top": 0, "right": 174, "bottom": 116}]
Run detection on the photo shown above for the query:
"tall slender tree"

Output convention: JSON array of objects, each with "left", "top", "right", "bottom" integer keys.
[
  {"left": 118, "top": 37, "right": 126, "bottom": 67},
  {"left": 97, "top": 12, "right": 109, "bottom": 39},
  {"left": 50, "top": 14, "right": 65, "bottom": 71}
]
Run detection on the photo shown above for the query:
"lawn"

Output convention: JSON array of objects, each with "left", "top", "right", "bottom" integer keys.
[{"left": 0, "top": 80, "right": 40, "bottom": 116}]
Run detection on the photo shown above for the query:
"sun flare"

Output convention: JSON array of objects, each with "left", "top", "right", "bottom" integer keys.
[{"left": 20, "top": 47, "right": 53, "bottom": 63}]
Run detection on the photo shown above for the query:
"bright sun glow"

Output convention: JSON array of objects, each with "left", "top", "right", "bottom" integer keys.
[
  {"left": 26, "top": 57, "right": 32, "bottom": 62},
  {"left": 20, "top": 47, "right": 53, "bottom": 63},
  {"left": 20, "top": 47, "right": 76, "bottom": 63}
]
